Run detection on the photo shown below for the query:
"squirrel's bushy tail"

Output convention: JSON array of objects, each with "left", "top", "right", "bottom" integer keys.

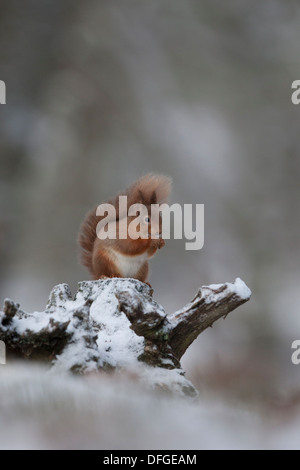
[
  {"left": 78, "top": 173, "right": 172, "bottom": 274},
  {"left": 78, "top": 205, "right": 99, "bottom": 274}
]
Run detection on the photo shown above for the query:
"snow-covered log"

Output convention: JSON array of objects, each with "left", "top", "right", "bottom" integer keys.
[{"left": 0, "top": 278, "right": 251, "bottom": 396}]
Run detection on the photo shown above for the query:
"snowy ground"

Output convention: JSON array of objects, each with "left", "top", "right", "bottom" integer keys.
[{"left": 0, "top": 363, "right": 299, "bottom": 450}]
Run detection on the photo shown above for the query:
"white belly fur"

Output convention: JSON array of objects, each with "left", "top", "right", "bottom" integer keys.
[{"left": 111, "top": 250, "right": 148, "bottom": 277}]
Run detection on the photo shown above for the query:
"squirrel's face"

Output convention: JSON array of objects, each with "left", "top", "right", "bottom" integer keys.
[
  {"left": 117, "top": 206, "right": 162, "bottom": 240},
  {"left": 143, "top": 206, "right": 162, "bottom": 240}
]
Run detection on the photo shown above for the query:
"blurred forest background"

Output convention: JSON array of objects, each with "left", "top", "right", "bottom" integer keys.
[{"left": 1, "top": 0, "right": 300, "bottom": 447}]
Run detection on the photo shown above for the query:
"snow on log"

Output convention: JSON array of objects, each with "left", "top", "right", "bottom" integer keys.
[{"left": 0, "top": 278, "right": 251, "bottom": 396}]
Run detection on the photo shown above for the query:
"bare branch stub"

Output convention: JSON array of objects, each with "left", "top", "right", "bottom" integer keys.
[{"left": 166, "top": 280, "right": 251, "bottom": 361}]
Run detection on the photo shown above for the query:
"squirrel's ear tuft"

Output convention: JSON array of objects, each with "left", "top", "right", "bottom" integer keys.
[
  {"left": 150, "top": 191, "right": 157, "bottom": 205},
  {"left": 126, "top": 173, "right": 172, "bottom": 207},
  {"left": 137, "top": 190, "right": 146, "bottom": 204}
]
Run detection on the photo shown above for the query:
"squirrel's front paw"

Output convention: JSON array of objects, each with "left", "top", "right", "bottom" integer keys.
[
  {"left": 151, "top": 238, "right": 165, "bottom": 249},
  {"left": 158, "top": 238, "right": 165, "bottom": 249}
]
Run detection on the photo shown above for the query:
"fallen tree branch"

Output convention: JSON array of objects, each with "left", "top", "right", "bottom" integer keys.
[{"left": 0, "top": 278, "right": 251, "bottom": 395}]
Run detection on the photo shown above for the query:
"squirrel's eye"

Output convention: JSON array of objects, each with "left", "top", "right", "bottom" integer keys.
[{"left": 144, "top": 216, "right": 150, "bottom": 223}]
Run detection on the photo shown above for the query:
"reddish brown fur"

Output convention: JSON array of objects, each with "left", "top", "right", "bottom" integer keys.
[{"left": 78, "top": 174, "right": 171, "bottom": 282}]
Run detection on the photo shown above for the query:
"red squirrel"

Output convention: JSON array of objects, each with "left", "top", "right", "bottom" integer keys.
[{"left": 78, "top": 174, "right": 172, "bottom": 282}]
